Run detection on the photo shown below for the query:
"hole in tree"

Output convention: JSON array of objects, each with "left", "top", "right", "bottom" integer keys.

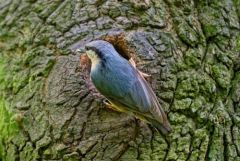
[{"left": 99, "top": 32, "right": 134, "bottom": 61}]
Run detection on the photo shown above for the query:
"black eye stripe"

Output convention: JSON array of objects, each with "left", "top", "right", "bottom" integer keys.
[
  {"left": 85, "top": 46, "right": 91, "bottom": 50},
  {"left": 85, "top": 46, "right": 104, "bottom": 59},
  {"left": 85, "top": 46, "right": 97, "bottom": 52}
]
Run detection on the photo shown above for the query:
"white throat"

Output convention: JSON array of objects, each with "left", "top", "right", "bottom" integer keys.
[{"left": 86, "top": 50, "right": 101, "bottom": 71}]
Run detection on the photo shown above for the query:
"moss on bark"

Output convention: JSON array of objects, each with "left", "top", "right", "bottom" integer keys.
[{"left": 0, "top": 0, "right": 239, "bottom": 160}]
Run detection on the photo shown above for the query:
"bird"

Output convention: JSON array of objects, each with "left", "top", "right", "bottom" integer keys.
[{"left": 79, "top": 40, "right": 171, "bottom": 135}]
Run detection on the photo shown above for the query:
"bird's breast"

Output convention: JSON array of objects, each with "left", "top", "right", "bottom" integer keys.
[{"left": 90, "top": 56, "right": 101, "bottom": 72}]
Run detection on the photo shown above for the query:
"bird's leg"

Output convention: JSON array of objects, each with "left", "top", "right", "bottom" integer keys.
[
  {"left": 139, "top": 71, "right": 151, "bottom": 78},
  {"left": 103, "top": 100, "right": 123, "bottom": 112},
  {"left": 129, "top": 57, "right": 137, "bottom": 68},
  {"left": 129, "top": 58, "right": 151, "bottom": 78},
  {"left": 103, "top": 100, "right": 117, "bottom": 110},
  {"left": 103, "top": 99, "right": 112, "bottom": 107}
]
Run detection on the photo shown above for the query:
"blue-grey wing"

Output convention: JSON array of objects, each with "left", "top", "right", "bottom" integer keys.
[
  {"left": 91, "top": 59, "right": 168, "bottom": 126},
  {"left": 108, "top": 69, "right": 164, "bottom": 120},
  {"left": 113, "top": 73, "right": 152, "bottom": 113},
  {"left": 91, "top": 59, "right": 148, "bottom": 110},
  {"left": 91, "top": 60, "right": 138, "bottom": 99},
  {"left": 108, "top": 70, "right": 170, "bottom": 130}
]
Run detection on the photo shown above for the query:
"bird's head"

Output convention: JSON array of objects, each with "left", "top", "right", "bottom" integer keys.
[
  {"left": 84, "top": 40, "right": 116, "bottom": 61},
  {"left": 77, "top": 40, "right": 119, "bottom": 70}
]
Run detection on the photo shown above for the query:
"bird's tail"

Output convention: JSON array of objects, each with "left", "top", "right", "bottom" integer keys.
[{"left": 146, "top": 118, "right": 172, "bottom": 135}]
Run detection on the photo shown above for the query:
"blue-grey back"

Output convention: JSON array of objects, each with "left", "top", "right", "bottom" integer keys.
[
  {"left": 86, "top": 40, "right": 171, "bottom": 133},
  {"left": 90, "top": 53, "right": 153, "bottom": 113},
  {"left": 90, "top": 55, "right": 136, "bottom": 99}
]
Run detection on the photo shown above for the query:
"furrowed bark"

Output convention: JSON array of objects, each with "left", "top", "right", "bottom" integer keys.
[{"left": 0, "top": 0, "right": 239, "bottom": 161}]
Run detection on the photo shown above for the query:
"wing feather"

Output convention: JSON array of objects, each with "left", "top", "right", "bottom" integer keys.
[
  {"left": 91, "top": 58, "right": 170, "bottom": 130},
  {"left": 107, "top": 67, "right": 169, "bottom": 128}
]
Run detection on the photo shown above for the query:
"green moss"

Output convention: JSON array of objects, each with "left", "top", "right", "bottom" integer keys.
[
  {"left": 207, "top": 127, "right": 224, "bottom": 161},
  {"left": 0, "top": 59, "right": 6, "bottom": 91},
  {"left": 175, "top": 77, "right": 199, "bottom": 99},
  {"left": 211, "top": 64, "right": 232, "bottom": 89},
  {"left": 0, "top": 29, "right": 16, "bottom": 40},
  {"left": 203, "top": 25, "right": 219, "bottom": 38},
  {"left": 237, "top": 34, "right": 240, "bottom": 50},
  {"left": 0, "top": 59, "right": 19, "bottom": 160},
  {"left": 190, "top": 97, "right": 203, "bottom": 113},
  {"left": 199, "top": 6, "right": 227, "bottom": 38},
  {"left": 63, "top": 152, "right": 80, "bottom": 161},
  {"left": 172, "top": 98, "right": 192, "bottom": 111},
  {"left": 19, "top": 142, "right": 39, "bottom": 161},
  {"left": 118, "top": 147, "right": 138, "bottom": 161},
  {"left": 189, "top": 128, "right": 209, "bottom": 161},
  {"left": 108, "top": 7, "right": 121, "bottom": 18},
  {"left": 174, "top": 18, "right": 200, "bottom": 47},
  {"left": 199, "top": 75, "right": 216, "bottom": 99},
  {"left": 176, "top": 135, "right": 191, "bottom": 154},
  {"left": 152, "top": 135, "right": 168, "bottom": 160},
  {"left": 184, "top": 49, "right": 201, "bottom": 68},
  {"left": 0, "top": 58, "right": 30, "bottom": 94},
  {"left": 0, "top": 99, "right": 19, "bottom": 160},
  {"left": 216, "top": 51, "right": 233, "bottom": 68},
  {"left": 231, "top": 72, "right": 240, "bottom": 103}
]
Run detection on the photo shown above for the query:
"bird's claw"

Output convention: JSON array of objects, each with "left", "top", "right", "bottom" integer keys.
[
  {"left": 103, "top": 99, "right": 115, "bottom": 110},
  {"left": 103, "top": 99, "right": 111, "bottom": 106},
  {"left": 129, "top": 57, "right": 136, "bottom": 68},
  {"left": 129, "top": 57, "right": 151, "bottom": 78},
  {"left": 139, "top": 71, "right": 151, "bottom": 78},
  {"left": 103, "top": 100, "right": 123, "bottom": 112}
]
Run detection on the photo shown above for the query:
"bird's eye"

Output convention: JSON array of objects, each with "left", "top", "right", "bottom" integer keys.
[{"left": 85, "top": 46, "right": 90, "bottom": 50}]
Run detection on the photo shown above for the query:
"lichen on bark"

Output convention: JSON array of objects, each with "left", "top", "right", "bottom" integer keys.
[{"left": 0, "top": 0, "right": 240, "bottom": 161}]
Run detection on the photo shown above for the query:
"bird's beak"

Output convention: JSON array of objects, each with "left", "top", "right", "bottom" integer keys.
[{"left": 75, "top": 48, "right": 86, "bottom": 54}]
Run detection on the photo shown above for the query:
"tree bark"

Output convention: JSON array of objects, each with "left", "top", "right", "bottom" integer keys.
[{"left": 0, "top": 0, "right": 240, "bottom": 161}]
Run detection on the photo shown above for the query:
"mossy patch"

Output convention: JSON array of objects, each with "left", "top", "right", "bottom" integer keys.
[
  {"left": 184, "top": 49, "right": 202, "bottom": 68},
  {"left": 211, "top": 64, "right": 232, "bottom": 89},
  {"left": 236, "top": 34, "right": 240, "bottom": 50},
  {"left": 0, "top": 58, "right": 19, "bottom": 160},
  {"left": 174, "top": 17, "right": 202, "bottom": 47},
  {"left": 199, "top": 6, "right": 228, "bottom": 38},
  {"left": 0, "top": 99, "right": 19, "bottom": 160}
]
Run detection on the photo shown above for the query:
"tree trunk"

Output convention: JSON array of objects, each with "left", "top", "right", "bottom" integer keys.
[{"left": 0, "top": 0, "right": 240, "bottom": 161}]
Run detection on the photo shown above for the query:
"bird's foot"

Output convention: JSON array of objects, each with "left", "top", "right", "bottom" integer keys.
[
  {"left": 139, "top": 71, "right": 151, "bottom": 78},
  {"left": 103, "top": 100, "right": 122, "bottom": 112},
  {"left": 103, "top": 99, "right": 111, "bottom": 106},
  {"left": 91, "top": 93, "right": 102, "bottom": 98},
  {"left": 103, "top": 100, "right": 116, "bottom": 110},
  {"left": 129, "top": 57, "right": 137, "bottom": 68},
  {"left": 129, "top": 57, "right": 151, "bottom": 78}
]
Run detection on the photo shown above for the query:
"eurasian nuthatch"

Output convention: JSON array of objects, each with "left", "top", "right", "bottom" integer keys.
[{"left": 78, "top": 40, "right": 171, "bottom": 134}]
